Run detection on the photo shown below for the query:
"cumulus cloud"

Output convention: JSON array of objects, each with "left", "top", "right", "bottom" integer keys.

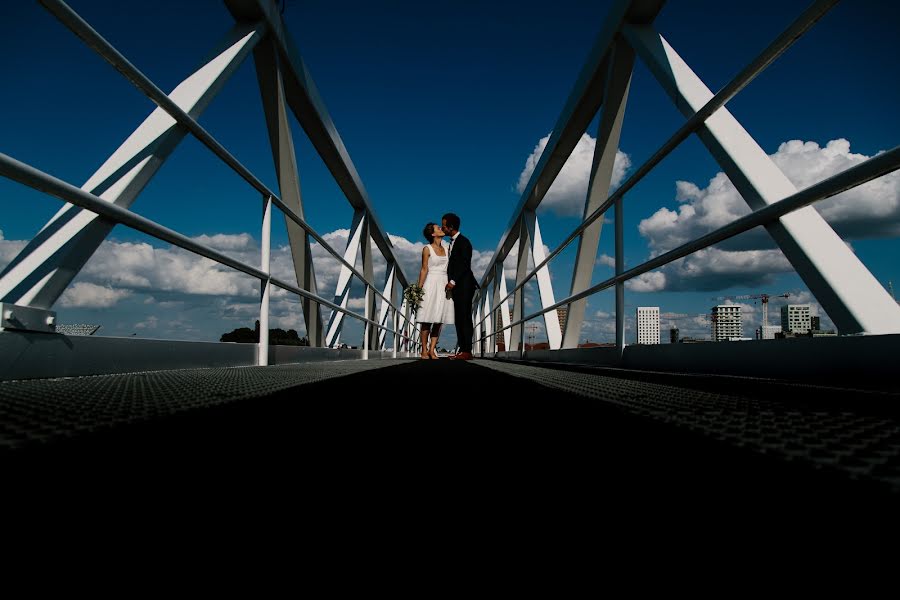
[
  {"left": 59, "top": 282, "right": 132, "bottom": 308},
  {"left": 0, "top": 230, "right": 27, "bottom": 268},
  {"left": 639, "top": 138, "right": 899, "bottom": 254},
  {"left": 633, "top": 138, "right": 896, "bottom": 291},
  {"left": 517, "top": 133, "right": 631, "bottom": 217},
  {"left": 596, "top": 254, "right": 615, "bottom": 268},
  {"left": 625, "top": 271, "right": 666, "bottom": 292}
]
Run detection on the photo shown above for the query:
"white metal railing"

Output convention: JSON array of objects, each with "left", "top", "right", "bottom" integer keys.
[
  {"left": 474, "top": 0, "right": 900, "bottom": 357},
  {"left": 0, "top": 0, "right": 422, "bottom": 366}
]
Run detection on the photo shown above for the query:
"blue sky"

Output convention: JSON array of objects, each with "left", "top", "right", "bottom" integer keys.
[{"left": 1, "top": 0, "right": 898, "bottom": 346}]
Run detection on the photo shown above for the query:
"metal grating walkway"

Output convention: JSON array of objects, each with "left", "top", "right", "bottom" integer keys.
[
  {"left": 0, "top": 359, "right": 401, "bottom": 450},
  {"left": 2, "top": 357, "right": 898, "bottom": 501},
  {"left": 477, "top": 359, "right": 900, "bottom": 491}
]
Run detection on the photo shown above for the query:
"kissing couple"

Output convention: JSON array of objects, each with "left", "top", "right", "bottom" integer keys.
[{"left": 415, "top": 213, "right": 479, "bottom": 360}]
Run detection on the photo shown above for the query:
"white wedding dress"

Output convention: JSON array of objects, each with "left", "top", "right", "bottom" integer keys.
[{"left": 416, "top": 244, "right": 455, "bottom": 325}]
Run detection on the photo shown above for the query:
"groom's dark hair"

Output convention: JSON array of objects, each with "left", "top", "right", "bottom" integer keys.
[{"left": 442, "top": 213, "right": 460, "bottom": 230}]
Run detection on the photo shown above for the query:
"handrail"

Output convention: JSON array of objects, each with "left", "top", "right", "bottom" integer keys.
[
  {"left": 477, "top": 145, "right": 900, "bottom": 341},
  {"left": 0, "top": 153, "right": 401, "bottom": 335}
]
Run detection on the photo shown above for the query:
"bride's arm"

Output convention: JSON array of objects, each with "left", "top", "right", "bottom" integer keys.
[{"left": 418, "top": 246, "right": 429, "bottom": 287}]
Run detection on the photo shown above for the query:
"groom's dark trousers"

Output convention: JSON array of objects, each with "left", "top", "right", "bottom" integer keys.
[{"left": 447, "top": 233, "right": 478, "bottom": 353}]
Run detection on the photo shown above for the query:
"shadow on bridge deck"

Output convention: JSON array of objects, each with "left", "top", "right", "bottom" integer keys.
[{"left": 2, "top": 358, "right": 897, "bottom": 510}]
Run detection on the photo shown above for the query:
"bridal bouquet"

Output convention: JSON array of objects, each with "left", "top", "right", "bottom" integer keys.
[{"left": 403, "top": 284, "right": 425, "bottom": 313}]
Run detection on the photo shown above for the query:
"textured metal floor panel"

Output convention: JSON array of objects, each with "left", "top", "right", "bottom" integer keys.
[
  {"left": 0, "top": 360, "right": 406, "bottom": 450},
  {"left": 474, "top": 360, "right": 900, "bottom": 490}
]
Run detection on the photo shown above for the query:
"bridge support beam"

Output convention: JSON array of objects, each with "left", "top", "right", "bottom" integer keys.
[
  {"left": 523, "top": 211, "right": 562, "bottom": 349},
  {"left": 564, "top": 40, "right": 635, "bottom": 349},
  {"left": 495, "top": 263, "right": 512, "bottom": 352},
  {"left": 483, "top": 289, "right": 494, "bottom": 355},
  {"left": 378, "top": 263, "right": 396, "bottom": 350},
  {"left": 255, "top": 36, "right": 324, "bottom": 346},
  {"left": 325, "top": 210, "right": 366, "bottom": 347},
  {"left": 511, "top": 219, "right": 528, "bottom": 357},
  {"left": 624, "top": 24, "right": 900, "bottom": 335}
]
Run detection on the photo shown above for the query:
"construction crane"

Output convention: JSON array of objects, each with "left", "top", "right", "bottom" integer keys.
[{"left": 710, "top": 293, "right": 790, "bottom": 328}]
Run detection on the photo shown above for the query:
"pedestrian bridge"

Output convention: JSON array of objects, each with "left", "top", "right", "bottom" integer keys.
[{"left": 1, "top": 0, "right": 898, "bottom": 501}]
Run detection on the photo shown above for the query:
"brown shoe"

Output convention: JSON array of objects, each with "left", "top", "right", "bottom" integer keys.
[{"left": 455, "top": 352, "right": 474, "bottom": 361}]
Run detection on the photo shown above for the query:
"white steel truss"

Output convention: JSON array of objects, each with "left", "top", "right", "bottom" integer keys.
[
  {"left": 563, "top": 41, "right": 634, "bottom": 349},
  {"left": 254, "top": 37, "right": 324, "bottom": 346},
  {"left": 623, "top": 23, "right": 900, "bottom": 335},
  {"left": 475, "top": 0, "right": 900, "bottom": 362},
  {"left": 0, "top": 24, "right": 264, "bottom": 309},
  {"left": 325, "top": 210, "right": 366, "bottom": 348}
]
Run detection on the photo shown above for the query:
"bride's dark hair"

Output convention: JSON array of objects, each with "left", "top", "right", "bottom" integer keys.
[{"left": 423, "top": 222, "right": 436, "bottom": 243}]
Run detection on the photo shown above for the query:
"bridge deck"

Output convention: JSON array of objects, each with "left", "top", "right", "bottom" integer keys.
[{"left": 2, "top": 359, "right": 897, "bottom": 503}]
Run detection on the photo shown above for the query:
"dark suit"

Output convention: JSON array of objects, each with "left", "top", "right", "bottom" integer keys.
[{"left": 447, "top": 233, "right": 478, "bottom": 353}]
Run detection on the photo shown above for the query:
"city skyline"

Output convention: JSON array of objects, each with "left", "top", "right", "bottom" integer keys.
[{"left": 1, "top": 1, "right": 898, "bottom": 346}]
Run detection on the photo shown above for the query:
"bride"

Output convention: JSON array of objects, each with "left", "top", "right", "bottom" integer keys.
[{"left": 416, "top": 222, "right": 454, "bottom": 359}]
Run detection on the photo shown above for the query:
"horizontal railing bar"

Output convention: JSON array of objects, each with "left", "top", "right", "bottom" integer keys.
[
  {"left": 0, "top": 153, "right": 406, "bottom": 336},
  {"left": 269, "top": 277, "right": 397, "bottom": 334},
  {"left": 485, "top": 145, "right": 900, "bottom": 336}
]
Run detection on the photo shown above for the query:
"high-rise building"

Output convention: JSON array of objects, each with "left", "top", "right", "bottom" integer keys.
[
  {"left": 811, "top": 316, "right": 820, "bottom": 331},
  {"left": 670, "top": 327, "right": 679, "bottom": 344},
  {"left": 636, "top": 307, "right": 660, "bottom": 345},
  {"left": 781, "top": 304, "right": 811, "bottom": 334},
  {"left": 712, "top": 305, "right": 742, "bottom": 341}
]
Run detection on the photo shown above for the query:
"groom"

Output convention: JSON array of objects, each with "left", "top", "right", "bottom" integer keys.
[{"left": 442, "top": 213, "right": 478, "bottom": 360}]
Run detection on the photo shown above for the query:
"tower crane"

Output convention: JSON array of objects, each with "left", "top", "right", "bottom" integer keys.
[{"left": 710, "top": 293, "right": 790, "bottom": 328}]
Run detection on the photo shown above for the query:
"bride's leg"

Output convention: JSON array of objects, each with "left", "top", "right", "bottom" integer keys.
[
  {"left": 419, "top": 324, "right": 431, "bottom": 359},
  {"left": 429, "top": 324, "right": 442, "bottom": 358}
]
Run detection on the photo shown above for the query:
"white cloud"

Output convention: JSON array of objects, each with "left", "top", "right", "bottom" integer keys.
[
  {"left": 134, "top": 315, "right": 158, "bottom": 330},
  {"left": 517, "top": 133, "right": 631, "bottom": 217},
  {"left": 626, "top": 271, "right": 666, "bottom": 292},
  {"left": 633, "top": 138, "right": 897, "bottom": 291},
  {"left": 596, "top": 254, "right": 615, "bottom": 268},
  {"left": 640, "top": 139, "right": 900, "bottom": 256},
  {"left": 0, "top": 229, "right": 27, "bottom": 268},
  {"left": 59, "top": 282, "right": 132, "bottom": 308}
]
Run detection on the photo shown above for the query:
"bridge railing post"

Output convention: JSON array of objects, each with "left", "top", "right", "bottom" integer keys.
[{"left": 259, "top": 194, "right": 272, "bottom": 366}]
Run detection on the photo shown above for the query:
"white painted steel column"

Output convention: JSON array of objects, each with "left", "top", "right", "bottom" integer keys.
[
  {"left": 362, "top": 284, "right": 370, "bottom": 360},
  {"left": 360, "top": 217, "right": 378, "bottom": 352},
  {"left": 524, "top": 211, "right": 562, "bottom": 349},
  {"left": 378, "top": 263, "right": 395, "bottom": 350},
  {"left": 564, "top": 41, "right": 635, "bottom": 348},
  {"left": 254, "top": 37, "right": 323, "bottom": 346},
  {"left": 474, "top": 301, "right": 483, "bottom": 357},
  {"left": 497, "top": 263, "right": 512, "bottom": 352},
  {"left": 259, "top": 195, "right": 272, "bottom": 366},
  {"left": 0, "top": 24, "right": 263, "bottom": 309},
  {"left": 615, "top": 197, "right": 625, "bottom": 358},
  {"left": 391, "top": 293, "right": 399, "bottom": 359},
  {"left": 325, "top": 210, "right": 365, "bottom": 347},
  {"left": 483, "top": 290, "right": 494, "bottom": 355},
  {"left": 624, "top": 25, "right": 900, "bottom": 335},
  {"left": 512, "top": 218, "right": 529, "bottom": 358}
]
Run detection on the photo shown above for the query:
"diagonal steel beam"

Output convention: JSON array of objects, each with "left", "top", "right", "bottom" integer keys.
[
  {"left": 563, "top": 40, "right": 635, "bottom": 348},
  {"left": 324, "top": 210, "right": 366, "bottom": 347},
  {"left": 224, "top": 0, "right": 409, "bottom": 289},
  {"left": 479, "top": 0, "right": 666, "bottom": 292},
  {"left": 254, "top": 36, "right": 324, "bottom": 346}
]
